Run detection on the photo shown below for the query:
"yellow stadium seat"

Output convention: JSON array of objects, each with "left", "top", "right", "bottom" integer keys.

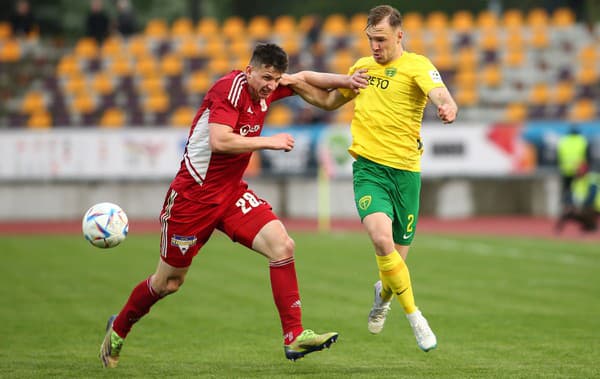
[
  {"left": 100, "top": 107, "right": 126, "bottom": 128},
  {"left": 279, "top": 35, "right": 300, "bottom": 56},
  {"left": 505, "top": 30, "right": 525, "bottom": 50},
  {"left": 568, "top": 99, "right": 596, "bottom": 121},
  {"left": 504, "top": 103, "right": 527, "bottom": 122},
  {"left": 402, "top": 12, "right": 423, "bottom": 32},
  {"left": 322, "top": 13, "right": 347, "bottom": 38},
  {"left": 171, "top": 18, "right": 194, "bottom": 38},
  {"left": 74, "top": 37, "right": 99, "bottom": 59},
  {"left": 0, "top": 39, "right": 21, "bottom": 62},
  {"left": 247, "top": 15, "right": 271, "bottom": 40},
  {"left": 229, "top": 38, "right": 250, "bottom": 59},
  {"left": 273, "top": 15, "right": 296, "bottom": 37},
  {"left": 527, "top": 8, "right": 549, "bottom": 28},
  {"left": 503, "top": 49, "right": 525, "bottom": 68},
  {"left": 529, "top": 27, "right": 549, "bottom": 49},
  {"left": 0, "top": 22, "right": 12, "bottom": 40},
  {"left": 455, "top": 69, "right": 477, "bottom": 90},
  {"left": 298, "top": 14, "right": 318, "bottom": 34},
  {"left": 350, "top": 13, "right": 367, "bottom": 35},
  {"left": 186, "top": 70, "right": 210, "bottom": 94},
  {"left": 127, "top": 35, "right": 150, "bottom": 58},
  {"left": 476, "top": 10, "right": 498, "bottom": 31},
  {"left": 27, "top": 111, "right": 52, "bottom": 128},
  {"left": 160, "top": 53, "right": 183, "bottom": 77},
  {"left": 426, "top": 11, "right": 448, "bottom": 32},
  {"left": 432, "top": 50, "right": 455, "bottom": 71},
  {"left": 135, "top": 55, "right": 159, "bottom": 77},
  {"left": 456, "top": 48, "right": 478, "bottom": 70},
  {"left": 207, "top": 57, "right": 231, "bottom": 77},
  {"left": 92, "top": 72, "right": 115, "bottom": 95},
  {"left": 71, "top": 93, "right": 96, "bottom": 114},
  {"left": 196, "top": 17, "right": 219, "bottom": 37},
  {"left": 551, "top": 81, "right": 575, "bottom": 105},
  {"left": 552, "top": 7, "right": 575, "bottom": 27},
  {"left": 170, "top": 106, "right": 195, "bottom": 127},
  {"left": 143, "top": 91, "right": 170, "bottom": 113},
  {"left": 528, "top": 83, "right": 550, "bottom": 105},
  {"left": 405, "top": 33, "right": 426, "bottom": 55},
  {"left": 502, "top": 9, "right": 523, "bottom": 30},
  {"left": 578, "top": 45, "right": 597, "bottom": 66},
  {"left": 56, "top": 54, "right": 80, "bottom": 77},
  {"left": 328, "top": 49, "right": 355, "bottom": 74},
  {"left": 21, "top": 90, "right": 46, "bottom": 114},
  {"left": 201, "top": 36, "right": 224, "bottom": 58},
  {"left": 455, "top": 87, "right": 478, "bottom": 107},
  {"left": 138, "top": 75, "right": 164, "bottom": 93},
  {"left": 177, "top": 37, "right": 201, "bottom": 59},
  {"left": 63, "top": 75, "right": 87, "bottom": 95},
  {"left": 222, "top": 16, "right": 245, "bottom": 40},
  {"left": 265, "top": 104, "right": 293, "bottom": 127},
  {"left": 109, "top": 55, "right": 133, "bottom": 77},
  {"left": 452, "top": 10, "right": 474, "bottom": 33},
  {"left": 101, "top": 36, "right": 123, "bottom": 58},
  {"left": 145, "top": 19, "right": 168, "bottom": 40},
  {"left": 479, "top": 65, "right": 502, "bottom": 87},
  {"left": 479, "top": 31, "right": 499, "bottom": 51},
  {"left": 576, "top": 66, "right": 598, "bottom": 86}
]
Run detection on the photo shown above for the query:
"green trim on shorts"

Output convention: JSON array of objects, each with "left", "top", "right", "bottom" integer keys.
[{"left": 352, "top": 156, "right": 421, "bottom": 245}]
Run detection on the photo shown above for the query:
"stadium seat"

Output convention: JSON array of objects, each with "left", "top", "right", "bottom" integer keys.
[
  {"left": 63, "top": 75, "right": 88, "bottom": 95},
  {"left": 137, "top": 75, "right": 164, "bottom": 93},
  {"left": 229, "top": 37, "right": 250, "bottom": 60},
  {"left": 56, "top": 54, "right": 81, "bottom": 77},
  {"left": 551, "top": 81, "right": 575, "bottom": 105},
  {"left": 432, "top": 50, "right": 455, "bottom": 71},
  {"left": 248, "top": 15, "right": 272, "bottom": 40},
  {"left": 21, "top": 90, "right": 46, "bottom": 114},
  {"left": 529, "top": 27, "right": 549, "bottom": 49},
  {"left": 476, "top": 10, "right": 499, "bottom": 31},
  {"left": 171, "top": 18, "right": 194, "bottom": 39},
  {"left": 273, "top": 15, "right": 297, "bottom": 38},
  {"left": 504, "top": 102, "right": 527, "bottom": 122},
  {"left": 196, "top": 17, "right": 219, "bottom": 37},
  {"left": 143, "top": 91, "right": 170, "bottom": 113},
  {"left": 74, "top": 37, "right": 99, "bottom": 60},
  {"left": 502, "top": 9, "right": 524, "bottom": 31},
  {"left": 160, "top": 53, "right": 183, "bottom": 77},
  {"left": 455, "top": 86, "right": 478, "bottom": 107},
  {"left": 71, "top": 92, "right": 97, "bottom": 115},
  {"left": 186, "top": 70, "right": 210, "bottom": 94},
  {"left": 177, "top": 37, "right": 201, "bottom": 59},
  {"left": 222, "top": 16, "right": 245, "bottom": 40},
  {"left": 528, "top": 83, "right": 550, "bottom": 105},
  {"left": 505, "top": 30, "right": 525, "bottom": 51},
  {"left": 27, "top": 111, "right": 52, "bottom": 128},
  {"left": 426, "top": 11, "right": 448, "bottom": 32},
  {"left": 480, "top": 64, "right": 502, "bottom": 87},
  {"left": 99, "top": 107, "right": 126, "bottom": 128},
  {"left": 0, "top": 39, "right": 21, "bottom": 62},
  {"left": 145, "top": 19, "right": 169, "bottom": 40},
  {"left": 527, "top": 8, "right": 549, "bottom": 28},
  {"left": 170, "top": 105, "right": 195, "bottom": 127},
  {"left": 350, "top": 13, "right": 367, "bottom": 35},
  {"left": 109, "top": 55, "right": 133, "bottom": 77},
  {"left": 479, "top": 30, "right": 499, "bottom": 52},
  {"left": 134, "top": 54, "right": 159, "bottom": 77},
  {"left": 578, "top": 45, "right": 597, "bottom": 66},
  {"left": 568, "top": 99, "right": 596, "bottom": 121},
  {"left": 404, "top": 34, "right": 426, "bottom": 55},
  {"left": 503, "top": 49, "right": 525, "bottom": 68},
  {"left": 456, "top": 48, "right": 478, "bottom": 70},
  {"left": 207, "top": 57, "right": 231, "bottom": 77},
  {"left": 322, "top": 14, "right": 347, "bottom": 38},
  {"left": 265, "top": 104, "right": 293, "bottom": 126},
  {"left": 452, "top": 10, "right": 474, "bottom": 34},
  {"left": 127, "top": 35, "right": 151, "bottom": 58},
  {"left": 92, "top": 71, "right": 115, "bottom": 95},
  {"left": 575, "top": 66, "right": 598, "bottom": 86},
  {"left": 0, "top": 22, "right": 11, "bottom": 40},
  {"left": 552, "top": 8, "right": 575, "bottom": 28},
  {"left": 279, "top": 35, "right": 300, "bottom": 56},
  {"left": 101, "top": 36, "right": 123, "bottom": 58},
  {"left": 328, "top": 49, "right": 355, "bottom": 74},
  {"left": 402, "top": 12, "right": 423, "bottom": 32}
]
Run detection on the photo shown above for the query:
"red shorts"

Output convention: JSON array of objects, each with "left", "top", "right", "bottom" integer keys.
[{"left": 159, "top": 183, "right": 278, "bottom": 268}]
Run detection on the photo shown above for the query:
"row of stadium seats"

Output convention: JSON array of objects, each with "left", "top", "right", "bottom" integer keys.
[{"left": 2, "top": 7, "right": 599, "bottom": 128}]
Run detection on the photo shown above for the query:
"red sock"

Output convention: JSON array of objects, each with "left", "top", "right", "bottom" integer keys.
[
  {"left": 112, "top": 276, "right": 161, "bottom": 338},
  {"left": 269, "top": 257, "right": 304, "bottom": 345}
]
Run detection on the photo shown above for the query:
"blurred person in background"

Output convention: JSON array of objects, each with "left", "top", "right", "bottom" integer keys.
[
  {"left": 556, "top": 125, "right": 589, "bottom": 231},
  {"left": 86, "top": 0, "right": 110, "bottom": 44},
  {"left": 9, "top": 0, "right": 36, "bottom": 37},
  {"left": 283, "top": 4, "right": 457, "bottom": 353},
  {"left": 115, "top": 0, "right": 137, "bottom": 38},
  {"left": 99, "top": 43, "right": 368, "bottom": 368},
  {"left": 556, "top": 163, "right": 599, "bottom": 232}
]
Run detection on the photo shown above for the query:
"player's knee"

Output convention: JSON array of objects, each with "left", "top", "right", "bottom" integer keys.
[
  {"left": 272, "top": 235, "right": 295, "bottom": 260},
  {"left": 370, "top": 231, "right": 393, "bottom": 253},
  {"left": 153, "top": 276, "right": 184, "bottom": 297}
]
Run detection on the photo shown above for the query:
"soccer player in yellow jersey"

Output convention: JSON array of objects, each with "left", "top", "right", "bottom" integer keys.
[{"left": 284, "top": 4, "right": 457, "bottom": 352}]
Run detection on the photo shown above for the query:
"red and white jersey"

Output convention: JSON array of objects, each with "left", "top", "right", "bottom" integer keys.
[{"left": 171, "top": 70, "right": 294, "bottom": 204}]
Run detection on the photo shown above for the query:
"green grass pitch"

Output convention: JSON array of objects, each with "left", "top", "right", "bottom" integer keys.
[{"left": 1, "top": 231, "right": 599, "bottom": 378}]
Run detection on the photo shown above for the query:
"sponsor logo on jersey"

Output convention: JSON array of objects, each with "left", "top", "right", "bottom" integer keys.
[
  {"left": 170, "top": 235, "right": 197, "bottom": 254},
  {"left": 429, "top": 70, "right": 443, "bottom": 83},
  {"left": 385, "top": 67, "right": 397, "bottom": 77},
  {"left": 260, "top": 99, "right": 267, "bottom": 112},
  {"left": 240, "top": 124, "right": 261, "bottom": 136},
  {"left": 358, "top": 195, "right": 372, "bottom": 210}
]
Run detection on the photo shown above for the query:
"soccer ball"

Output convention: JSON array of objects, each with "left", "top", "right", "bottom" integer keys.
[{"left": 82, "top": 202, "right": 129, "bottom": 248}]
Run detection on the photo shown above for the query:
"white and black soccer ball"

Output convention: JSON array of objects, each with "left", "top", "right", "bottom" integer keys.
[{"left": 82, "top": 202, "right": 129, "bottom": 248}]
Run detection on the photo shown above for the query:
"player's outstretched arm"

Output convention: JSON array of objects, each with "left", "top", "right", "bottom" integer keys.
[
  {"left": 210, "top": 123, "right": 295, "bottom": 153},
  {"left": 428, "top": 87, "right": 458, "bottom": 124}
]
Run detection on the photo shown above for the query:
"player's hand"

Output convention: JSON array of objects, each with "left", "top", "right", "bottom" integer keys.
[
  {"left": 437, "top": 103, "right": 457, "bottom": 124},
  {"left": 271, "top": 133, "right": 295, "bottom": 152},
  {"left": 349, "top": 69, "right": 369, "bottom": 93},
  {"left": 280, "top": 73, "right": 293, "bottom": 86}
]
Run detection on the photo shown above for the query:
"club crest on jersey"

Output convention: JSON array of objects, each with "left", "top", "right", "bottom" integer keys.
[
  {"left": 240, "top": 124, "right": 260, "bottom": 136},
  {"left": 260, "top": 99, "right": 267, "bottom": 112},
  {"left": 385, "top": 67, "right": 397, "bottom": 77},
  {"left": 170, "top": 235, "right": 197, "bottom": 254},
  {"left": 358, "top": 195, "right": 372, "bottom": 210}
]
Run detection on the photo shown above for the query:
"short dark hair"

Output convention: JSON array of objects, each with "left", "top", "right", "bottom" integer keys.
[
  {"left": 367, "top": 5, "right": 402, "bottom": 29},
  {"left": 250, "top": 43, "right": 288, "bottom": 73}
]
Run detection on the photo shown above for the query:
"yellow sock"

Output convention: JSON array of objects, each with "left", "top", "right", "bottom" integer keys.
[{"left": 375, "top": 251, "right": 417, "bottom": 314}]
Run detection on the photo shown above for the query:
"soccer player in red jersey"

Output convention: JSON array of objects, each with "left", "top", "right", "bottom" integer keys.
[{"left": 99, "top": 43, "right": 368, "bottom": 367}]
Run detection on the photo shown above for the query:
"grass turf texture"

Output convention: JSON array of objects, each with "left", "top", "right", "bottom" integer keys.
[{"left": 1, "top": 232, "right": 599, "bottom": 378}]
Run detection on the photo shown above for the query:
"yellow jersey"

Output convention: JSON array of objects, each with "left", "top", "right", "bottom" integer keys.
[{"left": 339, "top": 52, "right": 445, "bottom": 172}]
